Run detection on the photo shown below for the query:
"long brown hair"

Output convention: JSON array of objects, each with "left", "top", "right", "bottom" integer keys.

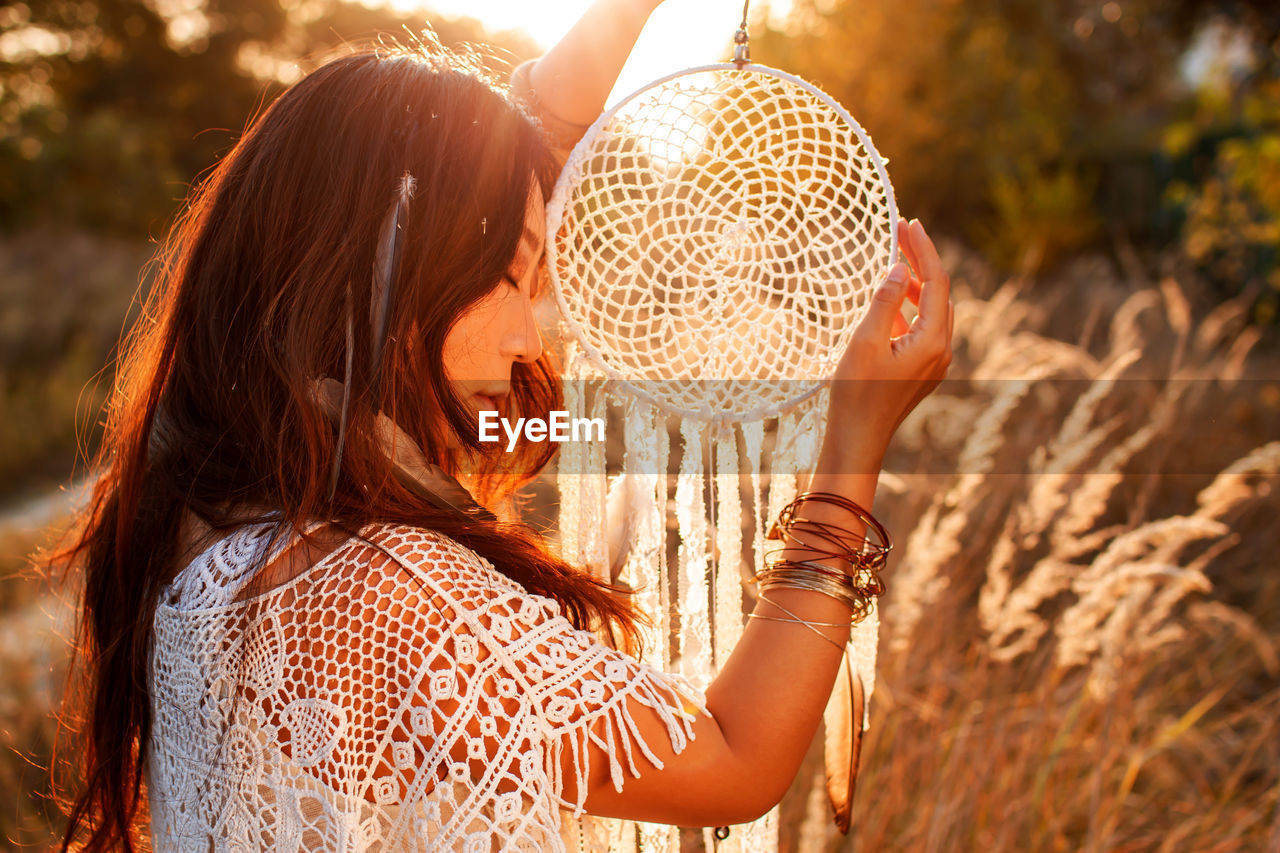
[{"left": 54, "top": 41, "right": 639, "bottom": 853}]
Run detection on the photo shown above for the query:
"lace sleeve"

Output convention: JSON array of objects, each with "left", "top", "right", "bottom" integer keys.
[{"left": 377, "top": 525, "right": 707, "bottom": 819}]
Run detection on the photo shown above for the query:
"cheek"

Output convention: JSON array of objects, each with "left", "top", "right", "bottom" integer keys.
[{"left": 441, "top": 291, "right": 508, "bottom": 380}]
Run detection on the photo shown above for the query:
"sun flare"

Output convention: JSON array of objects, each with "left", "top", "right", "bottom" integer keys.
[{"left": 396, "top": 0, "right": 793, "bottom": 106}]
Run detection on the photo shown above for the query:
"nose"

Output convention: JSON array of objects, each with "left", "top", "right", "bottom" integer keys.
[{"left": 505, "top": 297, "right": 543, "bottom": 365}]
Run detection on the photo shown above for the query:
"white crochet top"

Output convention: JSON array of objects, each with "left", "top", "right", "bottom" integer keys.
[{"left": 146, "top": 521, "right": 707, "bottom": 852}]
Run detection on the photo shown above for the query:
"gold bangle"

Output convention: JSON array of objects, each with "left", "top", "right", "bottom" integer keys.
[
  {"left": 767, "top": 558, "right": 887, "bottom": 600},
  {"left": 756, "top": 570, "right": 875, "bottom": 622},
  {"left": 757, "top": 572, "right": 861, "bottom": 611},
  {"left": 766, "top": 491, "right": 893, "bottom": 567},
  {"left": 752, "top": 593, "right": 848, "bottom": 652}
]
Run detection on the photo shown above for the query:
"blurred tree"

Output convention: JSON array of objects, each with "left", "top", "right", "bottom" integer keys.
[
  {"left": 1159, "top": 5, "right": 1279, "bottom": 323},
  {"left": 752, "top": 0, "right": 1278, "bottom": 281},
  {"left": 1163, "top": 82, "right": 1279, "bottom": 324},
  {"left": 0, "top": 1, "right": 538, "bottom": 499},
  {"left": 0, "top": 0, "right": 536, "bottom": 234}
]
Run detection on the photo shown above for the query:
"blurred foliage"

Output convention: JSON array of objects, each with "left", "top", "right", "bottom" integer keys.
[
  {"left": 0, "top": 230, "right": 152, "bottom": 497},
  {"left": 1163, "top": 68, "right": 1280, "bottom": 324},
  {"left": 754, "top": 0, "right": 1280, "bottom": 291},
  {"left": 0, "top": 0, "right": 1278, "bottom": 507},
  {"left": 2, "top": 0, "right": 1277, "bottom": 285},
  {"left": 0, "top": 0, "right": 536, "bottom": 234},
  {"left": 0, "top": 1, "right": 536, "bottom": 500}
]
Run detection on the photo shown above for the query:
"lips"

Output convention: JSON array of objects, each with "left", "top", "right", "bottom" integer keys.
[{"left": 472, "top": 393, "right": 504, "bottom": 412}]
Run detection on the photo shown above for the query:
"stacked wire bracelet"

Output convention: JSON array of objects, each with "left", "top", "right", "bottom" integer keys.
[{"left": 750, "top": 491, "right": 892, "bottom": 626}]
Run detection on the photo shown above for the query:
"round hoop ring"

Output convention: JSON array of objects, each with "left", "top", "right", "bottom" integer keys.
[{"left": 546, "top": 62, "right": 899, "bottom": 423}]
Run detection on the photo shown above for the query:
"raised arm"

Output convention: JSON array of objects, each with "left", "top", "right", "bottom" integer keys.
[
  {"left": 510, "top": 0, "right": 665, "bottom": 157},
  {"left": 526, "top": 0, "right": 663, "bottom": 122}
]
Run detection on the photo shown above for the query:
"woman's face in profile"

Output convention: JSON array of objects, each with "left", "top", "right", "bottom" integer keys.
[{"left": 441, "top": 183, "right": 547, "bottom": 416}]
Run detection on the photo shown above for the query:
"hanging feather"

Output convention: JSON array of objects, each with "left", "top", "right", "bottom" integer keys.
[
  {"left": 369, "top": 171, "right": 416, "bottom": 411},
  {"left": 558, "top": 343, "right": 588, "bottom": 564},
  {"left": 604, "top": 474, "right": 632, "bottom": 581},
  {"left": 824, "top": 653, "right": 865, "bottom": 835},
  {"left": 654, "top": 411, "right": 672, "bottom": 668},
  {"left": 582, "top": 389, "right": 610, "bottom": 581},
  {"left": 794, "top": 390, "right": 825, "bottom": 472},
  {"left": 312, "top": 378, "right": 494, "bottom": 520},
  {"left": 851, "top": 602, "right": 879, "bottom": 730},
  {"left": 767, "top": 411, "right": 801, "bottom": 522},
  {"left": 325, "top": 171, "right": 415, "bottom": 502},
  {"left": 618, "top": 398, "right": 665, "bottom": 665},
  {"left": 738, "top": 419, "right": 779, "bottom": 853},
  {"left": 742, "top": 420, "right": 766, "bottom": 601},
  {"left": 640, "top": 403, "right": 678, "bottom": 853}
]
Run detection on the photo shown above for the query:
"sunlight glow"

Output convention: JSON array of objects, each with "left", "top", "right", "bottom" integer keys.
[{"left": 404, "top": 0, "right": 794, "bottom": 107}]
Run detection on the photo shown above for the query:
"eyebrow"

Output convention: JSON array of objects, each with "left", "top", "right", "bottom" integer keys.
[
  {"left": 522, "top": 222, "right": 541, "bottom": 250},
  {"left": 510, "top": 224, "right": 546, "bottom": 285}
]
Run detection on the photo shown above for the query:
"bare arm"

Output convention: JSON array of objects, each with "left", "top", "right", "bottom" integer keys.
[
  {"left": 570, "top": 438, "right": 884, "bottom": 826},
  {"left": 524, "top": 0, "right": 663, "bottom": 125},
  {"left": 564, "top": 220, "right": 954, "bottom": 826}
]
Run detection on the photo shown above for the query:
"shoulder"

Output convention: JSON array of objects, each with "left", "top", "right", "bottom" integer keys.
[
  {"left": 353, "top": 524, "right": 579, "bottom": 669},
  {"left": 367, "top": 523, "right": 496, "bottom": 574},
  {"left": 358, "top": 523, "right": 544, "bottom": 610}
]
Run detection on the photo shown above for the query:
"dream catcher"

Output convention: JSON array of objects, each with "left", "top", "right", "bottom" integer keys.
[{"left": 548, "top": 4, "right": 897, "bottom": 851}]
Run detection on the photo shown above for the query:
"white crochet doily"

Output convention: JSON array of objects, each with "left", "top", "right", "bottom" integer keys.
[{"left": 546, "top": 63, "right": 898, "bottom": 421}]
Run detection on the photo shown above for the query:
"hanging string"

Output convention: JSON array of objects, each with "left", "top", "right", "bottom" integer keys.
[{"left": 733, "top": 0, "right": 751, "bottom": 67}]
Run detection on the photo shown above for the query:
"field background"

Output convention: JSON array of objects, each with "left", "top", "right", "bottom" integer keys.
[{"left": 2, "top": 0, "right": 1278, "bottom": 850}]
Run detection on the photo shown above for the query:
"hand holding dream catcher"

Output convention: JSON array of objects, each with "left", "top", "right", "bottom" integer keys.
[{"left": 543, "top": 3, "right": 942, "bottom": 848}]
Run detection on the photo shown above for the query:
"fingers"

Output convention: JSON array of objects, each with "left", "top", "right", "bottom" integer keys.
[
  {"left": 906, "top": 220, "right": 950, "bottom": 342},
  {"left": 857, "top": 262, "right": 911, "bottom": 344},
  {"left": 892, "top": 309, "right": 910, "bottom": 338},
  {"left": 896, "top": 219, "right": 917, "bottom": 274},
  {"left": 895, "top": 220, "right": 925, "bottom": 309}
]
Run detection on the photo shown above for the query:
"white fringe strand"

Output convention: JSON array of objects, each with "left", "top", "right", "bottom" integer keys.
[
  {"left": 675, "top": 419, "right": 712, "bottom": 691},
  {"left": 713, "top": 426, "right": 744, "bottom": 670}
]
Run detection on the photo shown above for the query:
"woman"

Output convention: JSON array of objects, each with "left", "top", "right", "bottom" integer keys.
[{"left": 56, "top": 1, "right": 953, "bottom": 850}]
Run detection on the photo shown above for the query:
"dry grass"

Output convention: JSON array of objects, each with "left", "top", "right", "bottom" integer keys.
[
  {"left": 775, "top": 246, "right": 1280, "bottom": 851},
  {"left": 0, "top": 513, "right": 78, "bottom": 850}
]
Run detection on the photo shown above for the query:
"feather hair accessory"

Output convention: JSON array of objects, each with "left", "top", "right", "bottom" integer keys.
[
  {"left": 313, "top": 377, "right": 495, "bottom": 521},
  {"left": 325, "top": 171, "right": 417, "bottom": 503},
  {"left": 370, "top": 171, "right": 417, "bottom": 411}
]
